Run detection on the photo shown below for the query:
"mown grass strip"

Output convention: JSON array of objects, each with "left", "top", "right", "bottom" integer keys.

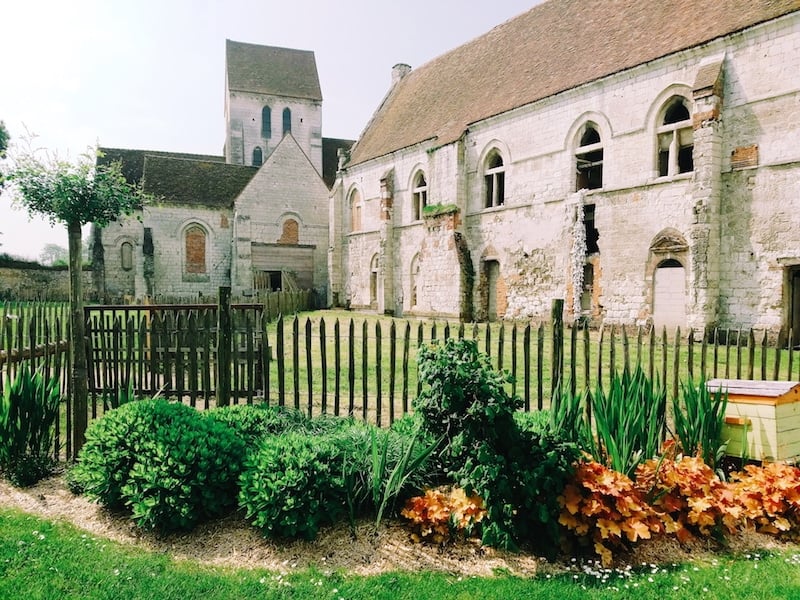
[{"left": 1, "top": 508, "right": 799, "bottom": 600}]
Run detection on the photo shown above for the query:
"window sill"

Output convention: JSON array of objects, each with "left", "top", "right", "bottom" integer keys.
[
  {"left": 183, "top": 273, "right": 210, "bottom": 283},
  {"left": 651, "top": 172, "right": 693, "bottom": 184}
]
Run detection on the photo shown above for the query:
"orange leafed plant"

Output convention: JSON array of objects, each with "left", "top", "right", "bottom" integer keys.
[
  {"left": 401, "top": 487, "right": 486, "bottom": 544},
  {"left": 635, "top": 455, "right": 741, "bottom": 542},
  {"left": 558, "top": 460, "right": 666, "bottom": 565},
  {"left": 729, "top": 462, "right": 800, "bottom": 537}
]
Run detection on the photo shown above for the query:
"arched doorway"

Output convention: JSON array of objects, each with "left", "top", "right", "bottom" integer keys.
[{"left": 652, "top": 258, "right": 687, "bottom": 333}]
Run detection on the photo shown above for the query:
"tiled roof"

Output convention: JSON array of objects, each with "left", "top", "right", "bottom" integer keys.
[
  {"left": 321, "top": 137, "right": 354, "bottom": 189},
  {"left": 97, "top": 148, "right": 224, "bottom": 185},
  {"left": 141, "top": 156, "right": 257, "bottom": 208},
  {"left": 226, "top": 39, "right": 322, "bottom": 101},
  {"left": 349, "top": 0, "right": 800, "bottom": 165}
]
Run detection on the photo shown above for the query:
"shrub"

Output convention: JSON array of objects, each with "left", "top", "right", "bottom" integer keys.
[
  {"left": 207, "top": 403, "right": 310, "bottom": 444},
  {"left": 208, "top": 403, "right": 356, "bottom": 445},
  {"left": 238, "top": 432, "right": 346, "bottom": 540},
  {"left": 69, "top": 399, "right": 245, "bottom": 532},
  {"left": 0, "top": 366, "right": 61, "bottom": 487},
  {"left": 513, "top": 409, "right": 551, "bottom": 436},
  {"left": 414, "top": 338, "right": 579, "bottom": 552}
]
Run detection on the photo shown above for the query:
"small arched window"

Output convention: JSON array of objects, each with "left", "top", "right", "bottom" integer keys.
[
  {"left": 349, "top": 189, "right": 362, "bottom": 232},
  {"left": 657, "top": 97, "right": 693, "bottom": 177},
  {"left": 252, "top": 146, "right": 263, "bottom": 167},
  {"left": 282, "top": 107, "right": 292, "bottom": 135},
  {"left": 120, "top": 242, "right": 133, "bottom": 271},
  {"left": 576, "top": 124, "right": 603, "bottom": 191},
  {"left": 370, "top": 254, "right": 379, "bottom": 305},
  {"left": 261, "top": 106, "right": 272, "bottom": 138},
  {"left": 185, "top": 225, "right": 206, "bottom": 274},
  {"left": 484, "top": 151, "right": 505, "bottom": 208},
  {"left": 411, "top": 171, "right": 427, "bottom": 220}
]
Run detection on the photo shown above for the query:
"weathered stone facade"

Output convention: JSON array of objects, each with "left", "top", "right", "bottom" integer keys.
[
  {"left": 95, "top": 41, "right": 350, "bottom": 302},
  {"left": 330, "top": 1, "right": 800, "bottom": 339}
]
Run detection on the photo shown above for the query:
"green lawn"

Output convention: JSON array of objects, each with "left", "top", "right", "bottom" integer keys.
[{"left": 2, "top": 508, "right": 799, "bottom": 600}]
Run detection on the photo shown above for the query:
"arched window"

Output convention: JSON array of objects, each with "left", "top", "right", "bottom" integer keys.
[
  {"left": 576, "top": 124, "right": 603, "bottom": 191},
  {"left": 252, "top": 146, "right": 263, "bottom": 167},
  {"left": 411, "top": 171, "right": 427, "bottom": 220},
  {"left": 657, "top": 97, "right": 693, "bottom": 177},
  {"left": 120, "top": 242, "right": 133, "bottom": 271},
  {"left": 261, "top": 106, "right": 272, "bottom": 138},
  {"left": 349, "top": 189, "right": 362, "bottom": 232},
  {"left": 282, "top": 107, "right": 292, "bottom": 135},
  {"left": 185, "top": 225, "right": 206, "bottom": 274},
  {"left": 484, "top": 151, "right": 505, "bottom": 208}
]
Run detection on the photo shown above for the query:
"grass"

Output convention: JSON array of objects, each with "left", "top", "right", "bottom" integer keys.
[{"left": 2, "top": 507, "right": 800, "bottom": 599}]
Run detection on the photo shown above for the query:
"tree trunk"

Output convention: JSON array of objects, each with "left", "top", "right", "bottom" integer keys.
[{"left": 68, "top": 220, "right": 88, "bottom": 455}]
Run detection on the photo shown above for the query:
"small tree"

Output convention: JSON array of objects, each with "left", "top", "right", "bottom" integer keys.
[{"left": 2, "top": 147, "right": 145, "bottom": 453}]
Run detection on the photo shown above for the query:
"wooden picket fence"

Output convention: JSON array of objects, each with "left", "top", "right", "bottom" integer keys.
[{"left": 4, "top": 296, "right": 800, "bottom": 460}]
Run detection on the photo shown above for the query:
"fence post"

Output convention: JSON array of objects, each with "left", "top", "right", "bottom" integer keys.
[
  {"left": 216, "top": 286, "right": 232, "bottom": 407},
  {"left": 551, "top": 298, "right": 564, "bottom": 397}
]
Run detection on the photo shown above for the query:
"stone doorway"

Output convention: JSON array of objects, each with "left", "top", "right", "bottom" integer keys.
[{"left": 652, "top": 258, "right": 687, "bottom": 333}]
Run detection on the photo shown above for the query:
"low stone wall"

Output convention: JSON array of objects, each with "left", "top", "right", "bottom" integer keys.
[{"left": 0, "top": 266, "right": 93, "bottom": 301}]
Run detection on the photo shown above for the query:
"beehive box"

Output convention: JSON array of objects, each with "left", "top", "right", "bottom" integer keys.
[{"left": 707, "top": 379, "right": 800, "bottom": 463}]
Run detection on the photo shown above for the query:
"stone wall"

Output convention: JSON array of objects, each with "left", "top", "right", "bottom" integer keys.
[{"left": 0, "top": 266, "right": 93, "bottom": 301}]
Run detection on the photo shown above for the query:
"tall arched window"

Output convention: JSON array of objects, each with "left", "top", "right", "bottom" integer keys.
[
  {"left": 576, "top": 124, "right": 603, "bottom": 191},
  {"left": 185, "top": 225, "right": 206, "bottom": 274},
  {"left": 410, "top": 254, "right": 420, "bottom": 307},
  {"left": 282, "top": 107, "right": 292, "bottom": 135},
  {"left": 411, "top": 171, "right": 427, "bottom": 220},
  {"left": 252, "top": 146, "right": 263, "bottom": 167},
  {"left": 657, "top": 97, "right": 693, "bottom": 177},
  {"left": 120, "top": 242, "right": 133, "bottom": 271},
  {"left": 349, "top": 189, "right": 362, "bottom": 232},
  {"left": 484, "top": 151, "right": 505, "bottom": 208},
  {"left": 261, "top": 106, "right": 272, "bottom": 138},
  {"left": 370, "top": 254, "right": 379, "bottom": 305}
]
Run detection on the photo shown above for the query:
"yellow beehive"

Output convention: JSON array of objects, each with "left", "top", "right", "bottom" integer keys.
[{"left": 707, "top": 379, "right": 800, "bottom": 463}]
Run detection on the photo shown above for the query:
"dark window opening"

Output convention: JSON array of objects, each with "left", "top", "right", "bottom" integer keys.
[
  {"left": 282, "top": 107, "right": 291, "bottom": 135},
  {"left": 664, "top": 102, "right": 690, "bottom": 124},
  {"left": 583, "top": 204, "right": 600, "bottom": 254},
  {"left": 252, "top": 146, "right": 263, "bottom": 167},
  {"left": 261, "top": 106, "right": 272, "bottom": 138},
  {"left": 576, "top": 126, "right": 603, "bottom": 191},
  {"left": 677, "top": 145, "right": 694, "bottom": 173}
]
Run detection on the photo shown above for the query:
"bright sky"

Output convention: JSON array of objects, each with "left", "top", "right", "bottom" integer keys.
[{"left": 0, "top": 0, "right": 539, "bottom": 261}]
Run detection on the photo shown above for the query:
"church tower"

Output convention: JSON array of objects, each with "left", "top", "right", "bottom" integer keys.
[{"left": 224, "top": 40, "right": 323, "bottom": 173}]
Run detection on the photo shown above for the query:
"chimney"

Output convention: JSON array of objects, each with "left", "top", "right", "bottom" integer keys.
[{"left": 391, "top": 63, "right": 412, "bottom": 85}]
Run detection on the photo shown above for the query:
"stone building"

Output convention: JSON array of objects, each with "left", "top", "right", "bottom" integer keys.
[
  {"left": 329, "top": 0, "right": 800, "bottom": 340},
  {"left": 94, "top": 40, "right": 351, "bottom": 302}
]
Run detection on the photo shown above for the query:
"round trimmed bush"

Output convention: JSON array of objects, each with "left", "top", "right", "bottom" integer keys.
[
  {"left": 238, "top": 432, "right": 346, "bottom": 540},
  {"left": 69, "top": 399, "right": 245, "bottom": 532}
]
